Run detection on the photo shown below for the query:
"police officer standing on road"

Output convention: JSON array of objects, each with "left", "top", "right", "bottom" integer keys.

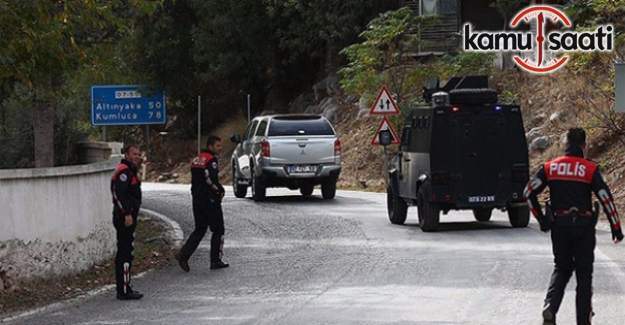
[
  {"left": 175, "top": 135, "right": 229, "bottom": 272},
  {"left": 525, "top": 128, "right": 623, "bottom": 325},
  {"left": 111, "top": 144, "right": 144, "bottom": 300}
]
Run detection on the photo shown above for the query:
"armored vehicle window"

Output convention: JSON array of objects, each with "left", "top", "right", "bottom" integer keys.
[
  {"left": 400, "top": 127, "right": 412, "bottom": 150},
  {"left": 255, "top": 120, "right": 268, "bottom": 137},
  {"left": 268, "top": 117, "right": 334, "bottom": 136},
  {"left": 402, "top": 109, "right": 432, "bottom": 152}
]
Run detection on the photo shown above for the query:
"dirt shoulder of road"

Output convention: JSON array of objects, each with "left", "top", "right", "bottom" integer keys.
[{"left": 0, "top": 214, "right": 176, "bottom": 318}]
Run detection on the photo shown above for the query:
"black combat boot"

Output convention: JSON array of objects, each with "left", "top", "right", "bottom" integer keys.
[
  {"left": 175, "top": 251, "right": 190, "bottom": 272},
  {"left": 210, "top": 259, "right": 229, "bottom": 270},
  {"left": 543, "top": 304, "right": 556, "bottom": 325},
  {"left": 117, "top": 287, "right": 144, "bottom": 300}
]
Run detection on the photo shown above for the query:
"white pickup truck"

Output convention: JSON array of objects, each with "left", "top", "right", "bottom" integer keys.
[{"left": 230, "top": 114, "right": 341, "bottom": 201}]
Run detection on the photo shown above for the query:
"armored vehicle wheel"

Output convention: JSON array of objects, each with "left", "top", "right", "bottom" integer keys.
[
  {"left": 251, "top": 168, "right": 266, "bottom": 201},
  {"left": 417, "top": 184, "right": 440, "bottom": 232},
  {"left": 300, "top": 184, "right": 314, "bottom": 197},
  {"left": 321, "top": 181, "right": 336, "bottom": 200},
  {"left": 449, "top": 88, "right": 498, "bottom": 105},
  {"left": 232, "top": 165, "right": 248, "bottom": 198},
  {"left": 508, "top": 205, "right": 530, "bottom": 228},
  {"left": 387, "top": 186, "right": 408, "bottom": 225},
  {"left": 473, "top": 208, "right": 492, "bottom": 222}
]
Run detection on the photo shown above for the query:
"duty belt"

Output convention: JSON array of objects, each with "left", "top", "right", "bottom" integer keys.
[
  {"left": 553, "top": 203, "right": 600, "bottom": 225},
  {"left": 554, "top": 207, "right": 593, "bottom": 218}
]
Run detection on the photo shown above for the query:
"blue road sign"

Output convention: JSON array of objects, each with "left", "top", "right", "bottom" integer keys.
[{"left": 91, "top": 85, "right": 167, "bottom": 126}]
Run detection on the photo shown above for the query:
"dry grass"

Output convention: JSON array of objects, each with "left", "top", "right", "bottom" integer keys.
[
  {"left": 495, "top": 67, "right": 625, "bottom": 214},
  {"left": 145, "top": 113, "right": 248, "bottom": 185}
]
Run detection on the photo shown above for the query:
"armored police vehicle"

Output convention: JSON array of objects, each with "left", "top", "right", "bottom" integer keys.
[{"left": 386, "top": 76, "right": 530, "bottom": 232}]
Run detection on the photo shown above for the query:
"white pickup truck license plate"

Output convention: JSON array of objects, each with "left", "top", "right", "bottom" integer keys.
[{"left": 287, "top": 165, "right": 317, "bottom": 174}]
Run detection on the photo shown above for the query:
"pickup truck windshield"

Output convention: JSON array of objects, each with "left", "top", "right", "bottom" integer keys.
[{"left": 268, "top": 118, "right": 334, "bottom": 136}]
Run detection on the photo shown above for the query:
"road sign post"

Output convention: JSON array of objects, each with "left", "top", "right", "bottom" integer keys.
[
  {"left": 247, "top": 94, "right": 251, "bottom": 123},
  {"left": 379, "top": 129, "right": 392, "bottom": 187},
  {"left": 368, "top": 86, "right": 401, "bottom": 187},
  {"left": 198, "top": 95, "right": 201, "bottom": 156}
]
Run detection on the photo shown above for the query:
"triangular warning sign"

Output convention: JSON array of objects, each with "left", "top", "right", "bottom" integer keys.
[
  {"left": 369, "top": 86, "right": 400, "bottom": 115},
  {"left": 371, "top": 117, "right": 400, "bottom": 145}
]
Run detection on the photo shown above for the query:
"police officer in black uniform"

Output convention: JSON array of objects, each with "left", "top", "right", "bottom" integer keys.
[
  {"left": 525, "top": 128, "right": 623, "bottom": 325},
  {"left": 176, "top": 135, "right": 229, "bottom": 272},
  {"left": 111, "top": 144, "right": 144, "bottom": 300}
]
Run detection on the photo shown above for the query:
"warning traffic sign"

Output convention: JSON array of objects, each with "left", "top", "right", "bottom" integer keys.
[
  {"left": 369, "top": 86, "right": 400, "bottom": 115},
  {"left": 371, "top": 117, "right": 400, "bottom": 145}
]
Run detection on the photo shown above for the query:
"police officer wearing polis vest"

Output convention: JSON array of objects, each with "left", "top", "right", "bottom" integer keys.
[
  {"left": 525, "top": 128, "right": 623, "bottom": 325},
  {"left": 176, "top": 135, "right": 229, "bottom": 271},
  {"left": 111, "top": 144, "right": 144, "bottom": 300}
]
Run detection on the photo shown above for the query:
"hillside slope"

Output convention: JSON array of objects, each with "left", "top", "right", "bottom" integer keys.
[
  {"left": 329, "top": 67, "right": 625, "bottom": 212},
  {"left": 146, "top": 67, "right": 625, "bottom": 216}
]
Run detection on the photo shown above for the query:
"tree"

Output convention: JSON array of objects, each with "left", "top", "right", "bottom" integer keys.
[
  {"left": 339, "top": 7, "right": 494, "bottom": 106},
  {"left": 339, "top": 7, "right": 430, "bottom": 102},
  {"left": 0, "top": 1, "right": 159, "bottom": 167},
  {"left": 135, "top": 0, "right": 400, "bottom": 135},
  {"left": 492, "top": 0, "right": 523, "bottom": 30}
]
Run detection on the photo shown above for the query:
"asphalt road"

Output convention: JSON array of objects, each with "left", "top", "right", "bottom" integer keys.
[{"left": 9, "top": 183, "right": 625, "bottom": 324}]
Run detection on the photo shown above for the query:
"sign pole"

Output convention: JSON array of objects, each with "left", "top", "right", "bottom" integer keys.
[
  {"left": 382, "top": 144, "right": 389, "bottom": 188},
  {"left": 368, "top": 86, "right": 401, "bottom": 190},
  {"left": 144, "top": 125, "right": 150, "bottom": 156},
  {"left": 197, "top": 95, "right": 201, "bottom": 156},
  {"left": 102, "top": 126, "right": 107, "bottom": 142},
  {"left": 247, "top": 94, "right": 251, "bottom": 122}
]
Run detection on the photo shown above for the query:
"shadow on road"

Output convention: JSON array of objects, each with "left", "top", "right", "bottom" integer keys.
[
  {"left": 401, "top": 221, "right": 518, "bottom": 232},
  {"left": 245, "top": 194, "right": 370, "bottom": 205}
]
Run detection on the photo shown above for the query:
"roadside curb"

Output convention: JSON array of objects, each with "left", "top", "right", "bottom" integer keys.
[
  {"left": 140, "top": 208, "right": 184, "bottom": 248},
  {"left": 0, "top": 209, "right": 184, "bottom": 324}
]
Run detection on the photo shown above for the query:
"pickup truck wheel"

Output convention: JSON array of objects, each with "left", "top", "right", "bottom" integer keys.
[
  {"left": 251, "top": 168, "right": 266, "bottom": 201},
  {"left": 300, "top": 185, "right": 314, "bottom": 197},
  {"left": 387, "top": 186, "right": 407, "bottom": 225},
  {"left": 417, "top": 184, "right": 440, "bottom": 232},
  {"left": 232, "top": 165, "right": 247, "bottom": 198},
  {"left": 321, "top": 181, "right": 336, "bottom": 200},
  {"left": 473, "top": 208, "right": 492, "bottom": 222},
  {"left": 508, "top": 205, "right": 530, "bottom": 228}
]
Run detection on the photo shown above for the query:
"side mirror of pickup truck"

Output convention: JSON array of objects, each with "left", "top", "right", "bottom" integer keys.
[{"left": 230, "top": 134, "right": 242, "bottom": 143}]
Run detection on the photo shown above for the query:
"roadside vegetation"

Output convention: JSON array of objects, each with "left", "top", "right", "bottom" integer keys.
[
  {"left": 0, "top": 0, "right": 402, "bottom": 169},
  {"left": 333, "top": 1, "right": 625, "bottom": 207},
  {"left": 2, "top": 1, "right": 625, "bottom": 210}
]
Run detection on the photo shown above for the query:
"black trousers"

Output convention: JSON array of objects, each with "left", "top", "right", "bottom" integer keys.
[
  {"left": 113, "top": 212, "right": 137, "bottom": 295},
  {"left": 180, "top": 198, "right": 225, "bottom": 262},
  {"left": 544, "top": 221, "right": 596, "bottom": 325}
]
